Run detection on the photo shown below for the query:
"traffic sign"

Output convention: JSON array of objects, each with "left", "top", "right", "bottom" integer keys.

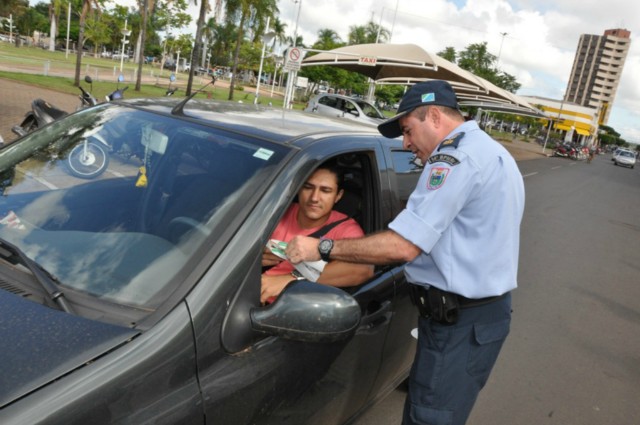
[{"left": 283, "top": 47, "right": 304, "bottom": 72}]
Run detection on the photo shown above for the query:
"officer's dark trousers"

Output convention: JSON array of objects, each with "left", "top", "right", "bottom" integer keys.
[{"left": 402, "top": 293, "right": 511, "bottom": 425}]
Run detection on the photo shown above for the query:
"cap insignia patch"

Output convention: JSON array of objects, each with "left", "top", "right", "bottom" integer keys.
[{"left": 421, "top": 93, "right": 435, "bottom": 102}]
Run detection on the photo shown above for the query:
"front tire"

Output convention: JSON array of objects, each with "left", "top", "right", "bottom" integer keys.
[{"left": 66, "top": 140, "right": 110, "bottom": 179}]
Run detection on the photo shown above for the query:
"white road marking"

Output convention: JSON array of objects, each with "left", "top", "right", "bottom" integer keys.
[{"left": 522, "top": 172, "right": 538, "bottom": 178}]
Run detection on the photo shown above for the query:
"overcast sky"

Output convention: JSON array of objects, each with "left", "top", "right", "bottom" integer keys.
[
  {"left": 106, "top": 0, "right": 638, "bottom": 142},
  {"left": 274, "top": 0, "right": 639, "bottom": 143}
]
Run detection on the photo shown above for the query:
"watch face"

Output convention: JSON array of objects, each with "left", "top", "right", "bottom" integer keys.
[{"left": 319, "top": 239, "right": 332, "bottom": 253}]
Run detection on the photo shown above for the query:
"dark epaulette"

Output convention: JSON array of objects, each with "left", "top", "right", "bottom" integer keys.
[{"left": 437, "top": 132, "right": 465, "bottom": 151}]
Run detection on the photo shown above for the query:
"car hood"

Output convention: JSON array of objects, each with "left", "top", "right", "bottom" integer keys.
[{"left": 0, "top": 290, "right": 139, "bottom": 408}]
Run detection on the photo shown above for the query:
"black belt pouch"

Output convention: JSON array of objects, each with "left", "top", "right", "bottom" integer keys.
[{"left": 427, "top": 287, "right": 460, "bottom": 325}]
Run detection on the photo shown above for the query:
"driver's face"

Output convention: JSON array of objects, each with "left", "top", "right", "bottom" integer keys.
[{"left": 297, "top": 168, "right": 343, "bottom": 225}]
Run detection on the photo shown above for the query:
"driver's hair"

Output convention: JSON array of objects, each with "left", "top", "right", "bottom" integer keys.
[{"left": 316, "top": 159, "right": 345, "bottom": 193}]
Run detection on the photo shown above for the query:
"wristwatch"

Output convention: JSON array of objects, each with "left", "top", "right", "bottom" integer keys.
[
  {"left": 291, "top": 270, "right": 305, "bottom": 280},
  {"left": 318, "top": 238, "right": 334, "bottom": 262}
]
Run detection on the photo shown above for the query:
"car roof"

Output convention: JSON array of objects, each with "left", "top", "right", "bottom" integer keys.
[
  {"left": 121, "top": 98, "right": 383, "bottom": 145},
  {"left": 312, "top": 93, "right": 374, "bottom": 103}
]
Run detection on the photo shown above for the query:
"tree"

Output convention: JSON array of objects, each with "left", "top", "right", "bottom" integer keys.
[
  {"left": 74, "top": 0, "right": 104, "bottom": 87},
  {"left": 48, "top": 0, "right": 68, "bottom": 51},
  {"left": 347, "top": 20, "right": 388, "bottom": 45},
  {"left": 315, "top": 28, "right": 342, "bottom": 50},
  {"left": 224, "top": 0, "right": 278, "bottom": 100},
  {"left": 83, "top": 11, "right": 111, "bottom": 56},
  {"left": 270, "top": 16, "right": 286, "bottom": 51},
  {"left": 135, "top": 0, "right": 152, "bottom": 91},
  {"left": 0, "top": 0, "right": 28, "bottom": 18},
  {"left": 446, "top": 42, "right": 521, "bottom": 93},
  {"left": 437, "top": 47, "right": 456, "bottom": 63},
  {"left": 185, "top": 0, "right": 210, "bottom": 96}
]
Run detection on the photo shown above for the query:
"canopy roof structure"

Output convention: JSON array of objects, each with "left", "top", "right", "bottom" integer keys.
[{"left": 301, "top": 43, "right": 544, "bottom": 117}]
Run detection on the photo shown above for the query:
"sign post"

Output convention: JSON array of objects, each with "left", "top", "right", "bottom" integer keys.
[{"left": 283, "top": 47, "right": 305, "bottom": 109}]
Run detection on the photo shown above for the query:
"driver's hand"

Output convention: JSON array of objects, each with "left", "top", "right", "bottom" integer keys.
[
  {"left": 261, "top": 274, "right": 292, "bottom": 304},
  {"left": 262, "top": 247, "right": 283, "bottom": 267}
]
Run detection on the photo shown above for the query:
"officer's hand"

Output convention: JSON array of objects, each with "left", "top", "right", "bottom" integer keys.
[{"left": 286, "top": 236, "right": 320, "bottom": 264}]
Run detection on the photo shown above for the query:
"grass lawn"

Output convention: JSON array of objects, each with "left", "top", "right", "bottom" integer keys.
[{"left": 0, "top": 42, "right": 293, "bottom": 107}]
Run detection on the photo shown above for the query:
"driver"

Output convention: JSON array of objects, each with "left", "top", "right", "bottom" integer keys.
[{"left": 261, "top": 161, "right": 373, "bottom": 304}]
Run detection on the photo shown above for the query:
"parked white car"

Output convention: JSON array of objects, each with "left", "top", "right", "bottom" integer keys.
[
  {"left": 304, "top": 94, "right": 386, "bottom": 126},
  {"left": 613, "top": 149, "right": 636, "bottom": 168}
]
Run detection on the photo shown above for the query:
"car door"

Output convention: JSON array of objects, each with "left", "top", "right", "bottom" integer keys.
[{"left": 186, "top": 140, "right": 404, "bottom": 425}]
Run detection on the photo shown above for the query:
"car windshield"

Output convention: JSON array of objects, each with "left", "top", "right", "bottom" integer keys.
[
  {"left": 618, "top": 151, "right": 634, "bottom": 158},
  {"left": 354, "top": 100, "right": 385, "bottom": 119},
  {"left": 0, "top": 103, "right": 288, "bottom": 311}
]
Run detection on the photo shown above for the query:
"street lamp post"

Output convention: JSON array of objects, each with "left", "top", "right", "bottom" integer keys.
[
  {"left": 284, "top": 0, "right": 303, "bottom": 109},
  {"left": 497, "top": 32, "right": 508, "bottom": 64},
  {"left": 120, "top": 19, "right": 132, "bottom": 75}
]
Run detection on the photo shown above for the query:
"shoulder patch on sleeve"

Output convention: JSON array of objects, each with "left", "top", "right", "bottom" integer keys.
[
  {"left": 427, "top": 167, "right": 450, "bottom": 190},
  {"left": 437, "top": 132, "right": 465, "bottom": 151},
  {"left": 427, "top": 153, "right": 460, "bottom": 166}
]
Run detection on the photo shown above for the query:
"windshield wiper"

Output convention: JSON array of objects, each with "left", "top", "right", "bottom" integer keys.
[{"left": 0, "top": 238, "right": 74, "bottom": 314}]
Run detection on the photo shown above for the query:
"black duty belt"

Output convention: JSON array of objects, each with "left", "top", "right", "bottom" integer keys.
[{"left": 409, "top": 285, "right": 507, "bottom": 325}]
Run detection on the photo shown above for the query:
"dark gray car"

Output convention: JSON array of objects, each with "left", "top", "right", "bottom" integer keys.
[{"left": 0, "top": 98, "right": 421, "bottom": 424}]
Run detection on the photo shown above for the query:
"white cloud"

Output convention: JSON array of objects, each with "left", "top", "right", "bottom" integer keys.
[{"left": 276, "top": 0, "right": 640, "bottom": 142}]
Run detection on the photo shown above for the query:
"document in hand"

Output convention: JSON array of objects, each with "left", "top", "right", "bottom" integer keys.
[{"left": 267, "top": 239, "right": 326, "bottom": 282}]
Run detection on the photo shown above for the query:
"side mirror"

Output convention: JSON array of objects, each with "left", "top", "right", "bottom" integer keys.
[{"left": 250, "top": 280, "right": 361, "bottom": 343}]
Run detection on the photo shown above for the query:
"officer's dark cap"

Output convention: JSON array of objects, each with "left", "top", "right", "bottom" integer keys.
[{"left": 378, "top": 80, "right": 459, "bottom": 139}]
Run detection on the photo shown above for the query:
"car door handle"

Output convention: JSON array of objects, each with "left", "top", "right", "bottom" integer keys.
[{"left": 359, "top": 300, "right": 392, "bottom": 329}]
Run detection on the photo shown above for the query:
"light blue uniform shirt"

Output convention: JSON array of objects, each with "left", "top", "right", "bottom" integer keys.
[{"left": 389, "top": 120, "right": 525, "bottom": 298}]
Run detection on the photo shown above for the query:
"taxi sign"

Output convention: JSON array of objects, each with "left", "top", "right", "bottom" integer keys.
[{"left": 358, "top": 56, "right": 377, "bottom": 66}]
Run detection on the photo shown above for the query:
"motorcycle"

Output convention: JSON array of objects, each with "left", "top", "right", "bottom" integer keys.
[
  {"left": 12, "top": 75, "right": 98, "bottom": 138},
  {"left": 553, "top": 143, "right": 578, "bottom": 160},
  {"left": 12, "top": 76, "right": 128, "bottom": 179}
]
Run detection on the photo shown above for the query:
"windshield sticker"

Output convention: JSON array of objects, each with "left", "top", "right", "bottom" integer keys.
[
  {"left": 254, "top": 148, "right": 274, "bottom": 161},
  {"left": 427, "top": 167, "right": 450, "bottom": 190}
]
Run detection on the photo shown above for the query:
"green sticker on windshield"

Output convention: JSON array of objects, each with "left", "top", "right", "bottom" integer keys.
[{"left": 254, "top": 148, "right": 274, "bottom": 161}]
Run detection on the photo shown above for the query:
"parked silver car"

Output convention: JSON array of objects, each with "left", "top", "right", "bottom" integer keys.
[{"left": 304, "top": 93, "right": 386, "bottom": 126}]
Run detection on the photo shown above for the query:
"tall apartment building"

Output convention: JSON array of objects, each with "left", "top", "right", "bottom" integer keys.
[{"left": 564, "top": 28, "right": 631, "bottom": 125}]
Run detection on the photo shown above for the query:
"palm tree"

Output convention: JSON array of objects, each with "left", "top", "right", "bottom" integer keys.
[
  {"left": 48, "top": 0, "right": 67, "bottom": 51},
  {"left": 348, "top": 21, "right": 389, "bottom": 45},
  {"left": 347, "top": 25, "right": 366, "bottom": 45},
  {"left": 364, "top": 20, "right": 389, "bottom": 43},
  {"left": 224, "top": 0, "right": 278, "bottom": 100},
  {"left": 185, "top": 0, "right": 211, "bottom": 96},
  {"left": 135, "top": 0, "right": 153, "bottom": 91},
  {"left": 314, "top": 28, "right": 341, "bottom": 50},
  {"left": 74, "top": 0, "right": 102, "bottom": 87},
  {"left": 270, "top": 16, "right": 286, "bottom": 51}
]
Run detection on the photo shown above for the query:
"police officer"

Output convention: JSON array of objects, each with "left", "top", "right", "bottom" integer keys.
[{"left": 286, "top": 80, "right": 525, "bottom": 425}]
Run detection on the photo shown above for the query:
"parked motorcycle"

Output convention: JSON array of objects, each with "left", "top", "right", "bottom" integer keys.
[
  {"left": 12, "top": 76, "right": 98, "bottom": 138},
  {"left": 553, "top": 143, "right": 578, "bottom": 160},
  {"left": 12, "top": 76, "right": 128, "bottom": 179}
]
